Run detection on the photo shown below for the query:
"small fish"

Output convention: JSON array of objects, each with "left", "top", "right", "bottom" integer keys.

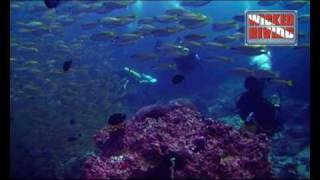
[
  {"left": 25, "top": 60, "right": 39, "bottom": 65},
  {"left": 293, "top": 43, "right": 310, "bottom": 50},
  {"left": 182, "top": 20, "right": 209, "bottom": 29},
  {"left": 180, "top": 0, "right": 213, "bottom": 7},
  {"left": 231, "top": 46, "right": 268, "bottom": 56},
  {"left": 154, "top": 40, "right": 189, "bottom": 57},
  {"left": 229, "top": 67, "right": 255, "bottom": 77},
  {"left": 183, "top": 33, "right": 207, "bottom": 41},
  {"left": 205, "top": 56, "right": 233, "bottom": 63},
  {"left": 180, "top": 40, "right": 203, "bottom": 49},
  {"left": 63, "top": 60, "right": 72, "bottom": 72},
  {"left": 29, "top": 69, "right": 42, "bottom": 74},
  {"left": 237, "top": 26, "right": 245, "bottom": 33},
  {"left": 117, "top": 14, "right": 136, "bottom": 26},
  {"left": 23, "top": 84, "right": 40, "bottom": 91},
  {"left": 44, "top": 0, "right": 60, "bottom": 9},
  {"left": 136, "top": 24, "right": 156, "bottom": 35},
  {"left": 169, "top": 25, "right": 186, "bottom": 33},
  {"left": 11, "top": 3, "right": 21, "bottom": 10},
  {"left": 58, "top": 17, "right": 76, "bottom": 26},
  {"left": 69, "top": 119, "right": 76, "bottom": 125},
  {"left": 131, "top": 53, "right": 158, "bottom": 61},
  {"left": 258, "top": 0, "right": 279, "bottom": 6},
  {"left": 138, "top": 17, "right": 155, "bottom": 25},
  {"left": 81, "top": 22, "right": 98, "bottom": 30},
  {"left": 67, "top": 137, "right": 77, "bottom": 142},
  {"left": 108, "top": 113, "right": 126, "bottom": 125},
  {"left": 211, "top": 21, "right": 237, "bottom": 31},
  {"left": 10, "top": 58, "right": 17, "bottom": 62},
  {"left": 233, "top": 15, "right": 245, "bottom": 22},
  {"left": 214, "top": 35, "right": 238, "bottom": 44},
  {"left": 17, "top": 46, "right": 39, "bottom": 53},
  {"left": 90, "top": 31, "right": 116, "bottom": 41},
  {"left": 165, "top": 8, "right": 187, "bottom": 16},
  {"left": 99, "top": 16, "right": 122, "bottom": 27},
  {"left": 179, "top": 12, "right": 209, "bottom": 29},
  {"left": 298, "top": 14, "right": 310, "bottom": 23},
  {"left": 172, "top": 74, "right": 185, "bottom": 84},
  {"left": 254, "top": 69, "right": 279, "bottom": 79},
  {"left": 151, "top": 28, "right": 176, "bottom": 37},
  {"left": 24, "top": 21, "right": 45, "bottom": 28},
  {"left": 230, "top": 32, "right": 244, "bottom": 39},
  {"left": 103, "top": 0, "right": 136, "bottom": 11},
  {"left": 280, "top": 0, "right": 309, "bottom": 10},
  {"left": 298, "top": 32, "right": 308, "bottom": 39},
  {"left": 114, "top": 33, "right": 143, "bottom": 45},
  {"left": 152, "top": 63, "right": 176, "bottom": 71},
  {"left": 204, "top": 41, "right": 229, "bottom": 50},
  {"left": 270, "top": 79, "right": 293, "bottom": 87},
  {"left": 154, "top": 14, "right": 178, "bottom": 23}
]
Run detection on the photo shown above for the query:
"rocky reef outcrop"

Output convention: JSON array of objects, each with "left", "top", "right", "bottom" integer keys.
[{"left": 80, "top": 99, "right": 273, "bottom": 179}]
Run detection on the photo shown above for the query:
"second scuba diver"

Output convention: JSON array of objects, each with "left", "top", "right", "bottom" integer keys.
[
  {"left": 236, "top": 76, "right": 284, "bottom": 137},
  {"left": 121, "top": 67, "right": 157, "bottom": 89}
]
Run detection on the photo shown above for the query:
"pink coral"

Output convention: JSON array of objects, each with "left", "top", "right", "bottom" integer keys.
[{"left": 81, "top": 100, "right": 273, "bottom": 179}]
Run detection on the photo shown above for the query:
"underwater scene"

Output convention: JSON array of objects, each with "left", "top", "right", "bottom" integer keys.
[{"left": 10, "top": 0, "right": 310, "bottom": 179}]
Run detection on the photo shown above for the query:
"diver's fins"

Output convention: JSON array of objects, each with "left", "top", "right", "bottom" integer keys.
[
  {"left": 44, "top": 0, "right": 60, "bottom": 9},
  {"left": 153, "top": 40, "right": 163, "bottom": 53}
]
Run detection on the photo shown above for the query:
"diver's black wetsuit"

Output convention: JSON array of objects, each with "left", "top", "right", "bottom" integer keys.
[
  {"left": 236, "top": 76, "right": 282, "bottom": 136},
  {"left": 174, "top": 52, "right": 201, "bottom": 74}
]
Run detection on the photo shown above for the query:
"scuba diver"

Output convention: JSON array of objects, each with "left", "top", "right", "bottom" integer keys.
[
  {"left": 174, "top": 38, "right": 203, "bottom": 74},
  {"left": 154, "top": 39, "right": 203, "bottom": 75},
  {"left": 44, "top": 0, "right": 60, "bottom": 8},
  {"left": 116, "top": 67, "right": 158, "bottom": 108},
  {"left": 174, "top": 51, "right": 202, "bottom": 74},
  {"left": 121, "top": 67, "right": 157, "bottom": 90},
  {"left": 236, "top": 76, "right": 283, "bottom": 137}
]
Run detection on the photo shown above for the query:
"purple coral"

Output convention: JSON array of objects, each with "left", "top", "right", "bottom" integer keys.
[{"left": 81, "top": 100, "right": 273, "bottom": 179}]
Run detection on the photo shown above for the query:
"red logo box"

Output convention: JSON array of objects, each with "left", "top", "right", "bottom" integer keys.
[{"left": 245, "top": 10, "right": 297, "bottom": 46}]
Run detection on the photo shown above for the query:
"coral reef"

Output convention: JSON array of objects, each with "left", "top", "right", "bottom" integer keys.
[
  {"left": 207, "top": 80, "right": 243, "bottom": 119},
  {"left": 80, "top": 100, "right": 273, "bottom": 179}
]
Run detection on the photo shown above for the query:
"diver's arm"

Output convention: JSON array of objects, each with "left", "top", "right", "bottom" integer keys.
[{"left": 260, "top": 77, "right": 273, "bottom": 87}]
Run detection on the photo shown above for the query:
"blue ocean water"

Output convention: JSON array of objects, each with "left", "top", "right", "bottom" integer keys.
[{"left": 10, "top": 0, "right": 310, "bottom": 179}]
